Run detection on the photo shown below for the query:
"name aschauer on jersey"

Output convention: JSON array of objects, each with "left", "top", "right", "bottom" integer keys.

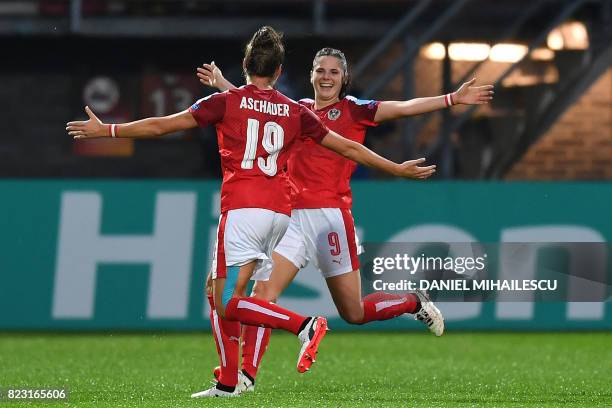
[{"left": 239, "top": 96, "right": 290, "bottom": 117}]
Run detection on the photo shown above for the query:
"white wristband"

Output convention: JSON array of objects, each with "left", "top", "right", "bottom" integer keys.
[
  {"left": 110, "top": 124, "right": 117, "bottom": 138},
  {"left": 445, "top": 93, "right": 454, "bottom": 107}
]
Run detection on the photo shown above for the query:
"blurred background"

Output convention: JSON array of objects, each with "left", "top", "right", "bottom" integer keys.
[
  {"left": 1, "top": 0, "right": 609, "bottom": 179},
  {"left": 0, "top": 0, "right": 610, "bottom": 331}
]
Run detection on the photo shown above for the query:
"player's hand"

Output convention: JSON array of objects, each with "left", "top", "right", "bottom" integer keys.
[
  {"left": 66, "top": 106, "right": 107, "bottom": 139},
  {"left": 395, "top": 158, "right": 436, "bottom": 179},
  {"left": 453, "top": 78, "right": 494, "bottom": 105},
  {"left": 197, "top": 61, "right": 224, "bottom": 90}
]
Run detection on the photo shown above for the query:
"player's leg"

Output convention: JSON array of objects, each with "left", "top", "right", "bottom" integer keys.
[
  {"left": 210, "top": 212, "right": 307, "bottom": 389},
  {"left": 197, "top": 266, "right": 266, "bottom": 398},
  {"left": 208, "top": 249, "right": 280, "bottom": 390},
  {"left": 194, "top": 210, "right": 297, "bottom": 398},
  {"left": 193, "top": 216, "right": 241, "bottom": 398},
  {"left": 214, "top": 265, "right": 328, "bottom": 373},
  {"left": 239, "top": 211, "right": 309, "bottom": 381},
  {"left": 235, "top": 275, "right": 271, "bottom": 391},
  {"left": 239, "top": 210, "right": 295, "bottom": 383},
  {"left": 316, "top": 207, "right": 418, "bottom": 324},
  {"left": 213, "top": 209, "right": 328, "bottom": 373},
  {"left": 208, "top": 258, "right": 253, "bottom": 394},
  {"left": 198, "top": 258, "right": 310, "bottom": 397},
  {"left": 325, "top": 271, "right": 443, "bottom": 334},
  {"left": 221, "top": 255, "right": 300, "bottom": 391},
  {"left": 193, "top": 283, "right": 246, "bottom": 398},
  {"left": 214, "top": 261, "right": 309, "bottom": 332},
  {"left": 209, "top": 282, "right": 273, "bottom": 394},
  {"left": 325, "top": 269, "right": 446, "bottom": 336},
  {"left": 206, "top": 289, "right": 241, "bottom": 393},
  {"left": 315, "top": 208, "right": 443, "bottom": 334},
  {"left": 254, "top": 252, "right": 301, "bottom": 302},
  {"left": 257, "top": 210, "right": 306, "bottom": 303},
  {"left": 238, "top": 280, "right": 274, "bottom": 386},
  {"left": 239, "top": 323, "right": 267, "bottom": 389},
  {"left": 325, "top": 269, "right": 419, "bottom": 324},
  {"left": 240, "top": 252, "right": 300, "bottom": 382}
]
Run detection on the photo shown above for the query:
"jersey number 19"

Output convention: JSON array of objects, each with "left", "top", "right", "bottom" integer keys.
[{"left": 241, "top": 118, "right": 284, "bottom": 176}]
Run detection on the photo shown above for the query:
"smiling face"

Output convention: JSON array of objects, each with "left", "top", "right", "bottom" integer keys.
[{"left": 311, "top": 55, "right": 346, "bottom": 106}]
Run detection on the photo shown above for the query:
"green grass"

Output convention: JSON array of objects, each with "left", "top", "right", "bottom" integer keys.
[{"left": 1, "top": 332, "right": 610, "bottom": 407}]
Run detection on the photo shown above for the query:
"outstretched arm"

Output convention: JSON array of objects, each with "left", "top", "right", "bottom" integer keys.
[
  {"left": 197, "top": 62, "right": 238, "bottom": 92},
  {"left": 66, "top": 106, "right": 198, "bottom": 140},
  {"left": 320, "top": 131, "right": 435, "bottom": 179},
  {"left": 374, "top": 78, "right": 494, "bottom": 122}
]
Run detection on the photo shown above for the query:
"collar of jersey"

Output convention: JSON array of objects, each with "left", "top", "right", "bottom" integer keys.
[{"left": 313, "top": 98, "right": 343, "bottom": 113}]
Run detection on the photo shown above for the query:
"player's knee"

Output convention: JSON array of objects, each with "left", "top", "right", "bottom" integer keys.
[
  {"left": 261, "top": 290, "right": 278, "bottom": 303},
  {"left": 250, "top": 284, "right": 266, "bottom": 299},
  {"left": 339, "top": 308, "right": 364, "bottom": 325},
  {"left": 251, "top": 285, "right": 277, "bottom": 303},
  {"left": 259, "top": 293, "right": 278, "bottom": 303}
]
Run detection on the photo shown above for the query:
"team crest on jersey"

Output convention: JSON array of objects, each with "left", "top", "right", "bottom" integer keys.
[{"left": 327, "top": 108, "right": 341, "bottom": 121}]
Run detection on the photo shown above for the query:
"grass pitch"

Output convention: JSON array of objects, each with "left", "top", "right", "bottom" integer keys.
[{"left": 1, "top": 332, "right": 610, "bottom": 407}]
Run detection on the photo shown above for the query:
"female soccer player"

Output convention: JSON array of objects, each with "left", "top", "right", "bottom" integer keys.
[
  {"left": 66, "top": 28, "right": 436, "bottom": 398},
  {"left": 197, "top": 47, "right": 493, "bottom": 393}
]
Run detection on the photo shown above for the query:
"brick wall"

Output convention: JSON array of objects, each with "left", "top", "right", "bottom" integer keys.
[{"left": 506, "top": 68, "right": 612, "bottom": 180}]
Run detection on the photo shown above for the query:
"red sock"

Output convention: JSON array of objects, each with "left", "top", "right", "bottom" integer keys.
[
  {"left": 360, "top": 292, "right": 419, "bottom": 324},
  {"left": 224, "top": 297, "right": 307, "bottom": 335},
  {"left": 241, "top": 325, "right": 271, "bottom": 380},
  {"left": 208, "top": 295, "right": 240, "bottom": 387}
]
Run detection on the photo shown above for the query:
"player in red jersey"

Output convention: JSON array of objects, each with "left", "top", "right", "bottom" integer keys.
[
  {"left": 198, "top": 47, "right": 493, "bottom": 392},
  {"left": 66, "top": 28, "right": 436, "bottom": 397}
]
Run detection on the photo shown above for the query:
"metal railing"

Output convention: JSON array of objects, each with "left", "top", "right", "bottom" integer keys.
[
  {"left": 426, "top": 0, "right": 588, "bottom": 170},
  {"left": 411, "top": 0, "right": 545, "bottom": 139},
  {"left": 349, "top": 0, "right": 595, "bottom": 178},
  {"left": 352, "top": 0, "right": 433, "bottom": 80},
  {"left": 360, "top": 0, "right": 473, "bottom": 99}
]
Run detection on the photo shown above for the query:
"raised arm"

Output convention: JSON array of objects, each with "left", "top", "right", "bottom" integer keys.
[
  {"left": 374, "top": 78, "right": 494, "bottom": 122},
  {"left": 66, "top": 106, "right": 198, "bottom": 140},
  {"left": 320, "top": 131, "right": 435, "bottom": 179},
  {"left": 197, "top": 62, "right": 238, "bottom": 92}
]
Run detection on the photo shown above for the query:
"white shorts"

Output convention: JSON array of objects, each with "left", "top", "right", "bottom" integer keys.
[
  {"left": 274, "top": 208, "right": 363, "bottom": 279},
  {"left": 210, "top": 208, "right": 289, "bottom": 280}
]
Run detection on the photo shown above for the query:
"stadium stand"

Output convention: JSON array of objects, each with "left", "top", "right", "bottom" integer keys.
[{"left": 0, "top": 0, "right": 609, "bottom": 179}]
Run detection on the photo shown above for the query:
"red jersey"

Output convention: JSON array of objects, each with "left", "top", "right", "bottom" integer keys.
[
  {"left": 289, "top": 96, "right": 379, "bottom": 209},
  {"left": 189, "top": 84, "right": 329, "bottom": 215}
]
